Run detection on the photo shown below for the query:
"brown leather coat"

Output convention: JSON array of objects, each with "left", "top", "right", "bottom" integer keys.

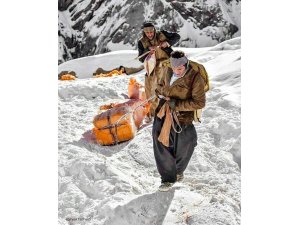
[
  {"left": 156, "top": 66, "right": 206, "bottom": 124},
  {"left": 137, "top": 30, "right": 180, "bottom": 63},
  {"left": 137, "top": 30, "right": 180, "bottom": 116}
]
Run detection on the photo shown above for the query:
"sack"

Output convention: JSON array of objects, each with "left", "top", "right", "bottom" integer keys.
[
  {"left": 93, "top": 99, "right": 150, "bottom": 145},
  {"left": 189, "top": 61, "right": 209, "bottom": 122},
  {"left": 189, "top": 61, "right": 210, "bottom": 92},
  {"left": 193, "top": 108, "right": 203, "bottom": 123},
  {"left": 144, "top": 53, "right": 156, "bottom": 75},
  {"left": 60, "top": 74, "right": 76, "bottom": 80},
  {"left": 93, "top": 106, "right": 137, "bottom": 145},
  {"left": 128, "top": 77, "right": 144, "bottom": 99},
  {"left": 58, "top": 71, "right": 77, "bottom": 80},
  {"left": 93, "top": 69, "right": 124, "bottom": 78}
]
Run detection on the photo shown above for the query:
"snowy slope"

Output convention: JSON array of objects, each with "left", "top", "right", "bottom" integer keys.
[
  {"left": 58, "top": 37, "right": 241, "bottom": 225},
  {"left": 58, "top": 0, "right": 241, "bottom": 64}
]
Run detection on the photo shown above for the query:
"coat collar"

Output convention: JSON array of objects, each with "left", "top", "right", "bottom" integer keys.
[{"left": 168, "top": 65, "right": 192, "bottom": 87}]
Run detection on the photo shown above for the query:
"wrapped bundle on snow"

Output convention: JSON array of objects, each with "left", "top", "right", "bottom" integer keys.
[
  {"left": 93, "top": 69, "right": 124, "bottom": 78},
  {"left": 93, "top": 67, "right": 110, "bottom": 76},
  {"left": 93, "top": 65, "right": 144, "bottom": 76},
  {"left": 123, "top": 65, "right": 144, "bottom": 75},
  {"left": 60, "top": 74, "right": 76, "bottom": 80},
  {"left": 93, "top": 99, "right": 150, "bottom": 145},
  {"left": 99, "top": 103, "right": 117, "bottom": 111},
  {"left": 58, "top": 71, "right": 77, "bottom": 80},
  {"left": 128, "top": 77, "right": 146, "bottom": 100},
  {"left": 93, "top": 106, "right": 136, "bottom": 146}
]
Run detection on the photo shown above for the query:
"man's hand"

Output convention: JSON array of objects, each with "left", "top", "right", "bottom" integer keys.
[
  {"left": 149, "top": 46, "right": 156, "bottom": 51},
  {"left": 160, "top": 41, "right": 170, "bottom": 48},
  {"left": 148, "top": 46, "right": 156, "bottom": 55},
  {"left": 168, "top": 98, "right": 176, "bottom": 110}
]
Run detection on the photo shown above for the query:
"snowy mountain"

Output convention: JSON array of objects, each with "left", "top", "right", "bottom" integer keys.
[
  {"left": 58, "top": 37, "right": 241, "bottom": 224},
  {"left": 58, "top": 0, "right": 241, "bottom": 64}
]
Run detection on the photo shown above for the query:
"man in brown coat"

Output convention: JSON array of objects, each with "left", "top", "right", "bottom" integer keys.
[
  {"left": 153, "top": 50, "right": 206, "bottom": 191},
  {"left": 137, "top": 21, "right": 180, "bottom": 119}
]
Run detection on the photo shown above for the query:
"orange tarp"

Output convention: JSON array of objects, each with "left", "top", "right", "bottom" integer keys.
[
  {"left": 60, "top": 74, "right": 76, "bottom": 80},
  {"left": 93, "top": 106, "right": 136, "bottom": 145},
  {"left": 92, "top": 78, "right": 150, "bottom": 145},
  {"left": 128, "top": 77, "right": 146, "bottom": 100},
  {"left": 93, "top": 99, "right": 150, "bottom": 145}
]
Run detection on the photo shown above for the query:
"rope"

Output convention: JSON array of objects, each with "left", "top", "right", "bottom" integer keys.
[
  {"left": 171, "top": 111, "right": 182, "bottom": 133},
  {"left": 114, "top": 95, "right": 156, "bottom": 127},
  {"left": 135, "top": 50, "right": 151, "bottom": 60},
  {"left": 97, "top": 95, "right": 156, "bottom": 145},
  {"left": 134, "top": 46, "right": 161, "bottom": 60},
  {"left": 157, "top": 94, "right": 182, "bottom": 134}
]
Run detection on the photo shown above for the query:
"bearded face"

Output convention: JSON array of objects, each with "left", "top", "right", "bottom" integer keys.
[{"left": 144, "top": 27, "right": 155, "bottom": 40}]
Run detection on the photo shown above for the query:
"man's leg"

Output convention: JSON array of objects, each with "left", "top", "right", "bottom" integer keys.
[
  {"left": 175, "top": 124, "right": 198, "bottom": 176},
  {"left": 152, "top": 116, "right": 177, "bottom": 183},
  {"left": 144, "top": 74, "right": 157, "bottom": 118}
]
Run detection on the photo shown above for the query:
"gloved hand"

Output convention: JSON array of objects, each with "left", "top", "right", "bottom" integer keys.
[{"left": 168, "top": 98, "right": 176, "bottom": 110}]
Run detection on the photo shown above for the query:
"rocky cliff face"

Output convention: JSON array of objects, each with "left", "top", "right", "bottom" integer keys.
[{"left": 58, "top": 0, "right": 241, "bottom": 64}]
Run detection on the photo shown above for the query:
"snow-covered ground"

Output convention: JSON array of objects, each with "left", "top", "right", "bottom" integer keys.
[{"left": 58, "top": 37, "right": 241, "bottom": 225}]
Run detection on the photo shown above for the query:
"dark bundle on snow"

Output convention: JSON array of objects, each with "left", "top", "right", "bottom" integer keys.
[
  {"left": 58, "top": 71, "right": 77, "bottom": 79},
  {"left": 93, "top": 65, "right": 144, "bottom": 76},
  {"left": 93, "top": 67, "right": 111, "bottom": 76}
]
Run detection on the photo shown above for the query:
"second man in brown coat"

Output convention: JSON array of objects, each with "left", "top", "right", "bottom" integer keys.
[{"left": 137, "top": 21, "right": 180, "bottom": 120}]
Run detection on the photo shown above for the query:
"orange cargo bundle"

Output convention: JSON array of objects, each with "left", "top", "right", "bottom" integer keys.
[
  {"left": 58, "top": 71, "right": 77, "bottom": 80},
  {"left": 93, "top": 99, "right": 150, "bottom": 145},
  {"left": 128, "top": 77, "right": 146, "bottom": 100},
  {"left": 60, "top": 74, "right": 76, "bottom": 80},
  {"left": 99, "top": 103, "right": 117, "bottom": 111},
  {"left": 93, "top": 106, "right": 136, "bottom": 146}
]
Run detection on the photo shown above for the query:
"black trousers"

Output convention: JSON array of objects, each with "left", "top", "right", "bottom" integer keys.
[{"left": 152, "top": 114, "right": 197, "bottom": 183}]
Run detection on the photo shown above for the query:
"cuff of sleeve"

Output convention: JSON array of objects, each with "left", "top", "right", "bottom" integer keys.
[{"left": 169, "top": 98, "right": 176, "bottom": 110}]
